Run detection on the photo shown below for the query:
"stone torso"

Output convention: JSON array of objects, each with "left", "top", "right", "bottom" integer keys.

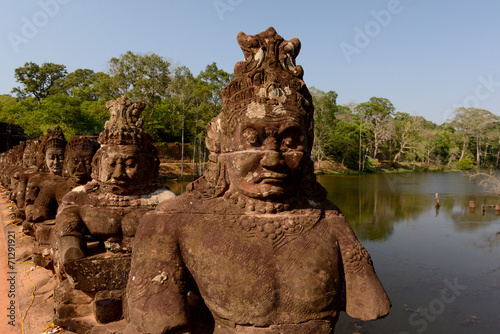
[
  {"left": 126, "top": 193, "right": 356, "bottom": 333},
  {"left": 57, "top": 184, "right": 175, "bottom": 244},
  {"left": 178, "top": 210, "right": 343, "bottom": 326}
]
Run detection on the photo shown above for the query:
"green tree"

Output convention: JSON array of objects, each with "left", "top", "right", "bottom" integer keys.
[
  {"left": 198, "top": 62, "right": 233, "bottom": 119},
  {"left": 12, "top": 62, "right": 67, "bottom": 103},
  {"left": 310, "top": 87, "right": 337, "bottom": 168},
  {"left": 0, "top": 94, "right": 19, "bottom": 124},
  {"left": 170, "top": 66, "right": 197, "bottom": 180},
  {"left": 450, "top": 107, "right": 499, "bottom": 166},
  {"left": 64, "top": 69, "right": 110, "bottom": 101},
  {"left": 330, "top": 120, "right": 360, "bottom": 168},
  {"left": 433, "top": 124, "right": 458, "bottom": 167},
  {"left": 356, "top": 97, "right": 395, "bottom": 159}
]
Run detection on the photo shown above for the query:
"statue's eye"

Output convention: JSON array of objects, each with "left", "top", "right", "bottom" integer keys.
[
  {"left": 242, "top": 128, "right": 260, "bottom": 146},
  {"left": 280, "top": 127, "right": 305, "bottom": 152},
  {"left": 281, "top": 137, "right": 293, "bottom": 152},
  {"left": 125, "top": 158, "right": 137, "bottom": 167}
]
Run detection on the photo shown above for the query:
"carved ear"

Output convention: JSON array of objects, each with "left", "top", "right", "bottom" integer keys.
[{"left": 205, "top": 117, "right": 221, "bottom": 154}]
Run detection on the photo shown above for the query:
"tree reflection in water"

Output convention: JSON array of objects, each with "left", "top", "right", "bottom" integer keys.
[{"left": 317, "top": 172, "right": 500, "bottom": 334}]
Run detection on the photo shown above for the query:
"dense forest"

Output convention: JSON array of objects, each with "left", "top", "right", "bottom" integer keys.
[{"left": 1, "top": 51, "right": 499, "bottom": 171}]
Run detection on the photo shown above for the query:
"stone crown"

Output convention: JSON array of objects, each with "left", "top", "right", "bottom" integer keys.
[
  {"left": 207, "top": 27, "right": 314, "bottom": 154},
  {"left": 98, "top": 96, "right": 151, "bottom": 146}
]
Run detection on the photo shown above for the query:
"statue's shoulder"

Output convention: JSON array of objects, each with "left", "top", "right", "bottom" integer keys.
[
  {"left": 155, "top": 192, "right": 205, "bottom": 213},
  {"left": 60, "top": 182, "right": 95, "bottom": 206},
  {"left": 320, "top": 200, "right": 359, "bottom": 240},
  {"left": 139, "top": 186, "right": 176, "bottom": 206}
]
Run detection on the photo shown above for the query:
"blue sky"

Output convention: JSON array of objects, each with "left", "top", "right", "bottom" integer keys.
[{"left": 1, "top": 0, "right": 499, "bottom": 125}]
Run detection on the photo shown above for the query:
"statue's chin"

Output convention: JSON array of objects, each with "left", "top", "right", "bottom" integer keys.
[
  {"left": 102, "top": 181, "right": 158, "bottom": 196},
  {"left": 241, "top": 186, "right": 296, "bottom": 201},
  {"left": 72, "top": 175, "right": 90, "bottom": 185}
]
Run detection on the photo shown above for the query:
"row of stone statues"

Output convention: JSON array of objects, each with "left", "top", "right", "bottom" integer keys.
[{"left": 0, "top": 27, "right": 390, "bottom": 333}]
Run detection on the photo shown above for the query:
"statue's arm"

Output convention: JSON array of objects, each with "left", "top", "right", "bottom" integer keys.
[
  {"left": 32, "top": 184, "right": 56, "bottom": 222},
  {"left": 54, "top": 191, "right": 84, "bottom": 236},
  {"left": 331, "top": 215, "right": 391, "bottom": 320},
  {"left": 54, "top": 192, "right": 88, "bottom": 262},
  {"left": 126, "top": 212, "right": 191, "bottom": 334}
]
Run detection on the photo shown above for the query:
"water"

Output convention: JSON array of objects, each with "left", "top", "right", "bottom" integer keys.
[
  {"left": 164, "top": 172, "right": 500, "bottom": 333},
  {"left": 318, "top": 172, "right": 500, "bottom": 334}
]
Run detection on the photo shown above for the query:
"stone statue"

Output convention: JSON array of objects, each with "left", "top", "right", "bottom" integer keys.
[
  {"left": 28, "top": 136, "right": 100, "bottom": 268},
  {"left": 53, "top": 96, "right": 175, "bottom": 329},
  {"left": 63, "top": 135, "right": 100, "bottom": 184},
  {"left": 31, "top": 135, "right": 99, "bottom": 223},
  {"left": 2, "top": 137, "right": 46, "bottom": 225},
  {"left": 44, "top": 126, "right": 66, "bottom": 176},
  {"left": 22, "top": 127, "right": 66, "bottom": 233},
  {"left": 125, "top": 27, "right": 391, "bottom": 334},
  {"left": 55, "top": 96, "right": 175, "bottom": 263},
  {"left": 1, "top": 142, "right": 26, "bottom": 200}
]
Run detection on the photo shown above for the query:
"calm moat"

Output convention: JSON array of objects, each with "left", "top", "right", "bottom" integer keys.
[{"left": 167, "top": 171, "right": 500, "bottom": 334}]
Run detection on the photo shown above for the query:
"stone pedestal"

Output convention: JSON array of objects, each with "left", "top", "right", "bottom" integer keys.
[{"left": 54, "top": 253, "right": 131, "bottom": 332}]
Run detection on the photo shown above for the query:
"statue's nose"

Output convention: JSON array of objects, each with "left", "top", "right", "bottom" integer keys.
[
  {"left": 261, "top": 151, "right": 284, "bottom": 168},
  {"left": 260, "top": 137, "right": 284, "bottom": 168},
  {"left": 112, "top": 164, "right": 127, "bottom": 179},
  {"left": 262, "top": 136, "right": 278, "bottom": 151},
  {"left": 76, "top": 160, "right": 87, "bottom": 173}
]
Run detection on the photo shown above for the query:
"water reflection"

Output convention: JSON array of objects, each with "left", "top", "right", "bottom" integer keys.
[
  {"left": 316, "top": 172, "right": 500, "bottom": 334},
  {"left": 318, "top": 173, "right": 433, "bottom": 241},
  {"left": 318, "top": 172, "right": 500, "bottom": 241},
  {"left": 161, "top": 177, "right": 191, "bottom": 195}
]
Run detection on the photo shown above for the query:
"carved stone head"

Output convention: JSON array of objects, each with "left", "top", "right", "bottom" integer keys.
[
  {"left": 22, "top": 139, "right": 36, "bottom": 168},
  {"left": 45, "top": 126, "right": 67, "bottom": 175},
  {"left": 63, "top": 136, "right": 99, "bottom": 184},
  {"left": 197, "top": 27, "right": 320, "bottom": 202},
  {"left": 91, "top": 96, "right": 160, "bottom": 195}
]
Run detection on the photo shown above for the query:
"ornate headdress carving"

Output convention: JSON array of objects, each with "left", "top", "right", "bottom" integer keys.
[
  {"left": 66, "top": 136, "right": 99, "bottom": 153},
  {"left": 45, "top": 126, "right": 67, "bottom": 150},
  {"left": 98, "top": 96, "right": 151, "bottom": 146},
  {"left": 206, "top": 26, "right": 314, "bottom": 154},
  {"left": 91, "top": 96, "right": 160, "bottom": 192},
  {"left": 192, "top": 27, "right": 324, "bottom": 201}
]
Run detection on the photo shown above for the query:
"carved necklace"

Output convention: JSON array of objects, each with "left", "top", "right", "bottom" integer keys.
[
  {"left": 221, "top": 190, "right": 308, "bottom": 214},
  {"left": 220, "top": 190, "right": 323, "bottom": 249},
  {"left": 85, "top": 182, "right": 152, "bottom": 207}
]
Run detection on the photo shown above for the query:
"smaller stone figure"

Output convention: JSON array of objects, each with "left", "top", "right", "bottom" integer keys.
[
  {"left": 55, "top": 97, "right": 175, "bottom": 263},
  {"left": 31, "top": 136, "right": 99, "bottom": 223},
  {"left": 53, "top": 96, "right": 175, "bottom": 330},
  {"left": 63, "top": 135, "right": 100, "bottom": 184},
  {"left": 44, "top": 126, "right": 66, "bottom": 176},
  {"left": 22, "top": 127, "right": 66, "bottom": 233},
  {"left": 1, "top": 142, "right": 26, "bottom": 199},
  {"left": 29, "top": 135, "right": 99, "bottom": 269}
]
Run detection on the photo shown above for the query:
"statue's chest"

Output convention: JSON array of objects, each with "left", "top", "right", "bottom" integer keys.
[
  {"left": 180, "top": 213, "right": 341, "bottom": 318},
  {"left": 81, "top": 206, "right": 146, "bottom": 235}
]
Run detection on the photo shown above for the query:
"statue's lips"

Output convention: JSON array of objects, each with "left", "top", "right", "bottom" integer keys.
[
  {"left": 255, "top": 173, "right": 288, "bottom": 184},
  {"left": 108, "top": 179, "right": 128, "bottom": 186}
]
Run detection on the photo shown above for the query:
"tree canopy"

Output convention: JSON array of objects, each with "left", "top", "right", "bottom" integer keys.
[{"left": 2, "top": 56, "right": 500, "bottom": 171}]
